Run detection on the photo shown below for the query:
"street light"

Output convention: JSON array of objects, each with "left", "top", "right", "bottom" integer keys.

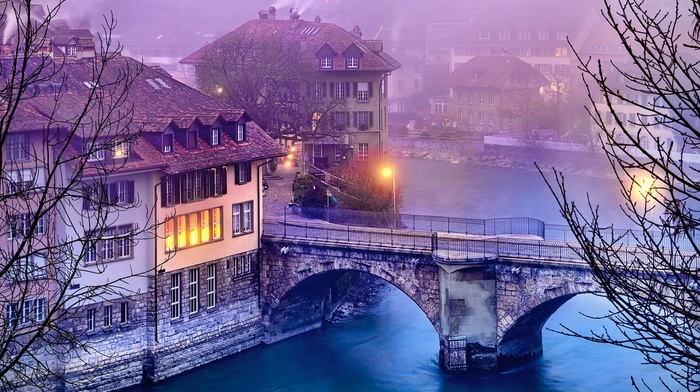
[{"left": 381, "top": 163, "right": 396, "bottom": 213}]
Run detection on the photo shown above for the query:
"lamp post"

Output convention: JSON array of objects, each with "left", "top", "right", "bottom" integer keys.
[{"left": 381, "top": 163, "right": 396, "bottom": 213}]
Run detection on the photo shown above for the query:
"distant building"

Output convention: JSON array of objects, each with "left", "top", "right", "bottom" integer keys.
[
  {"left": 446, "top": 56, "right": 549, "bottom": 133},
  {"left": 181, "top": 7, "right": 400, "bottom": 168}
]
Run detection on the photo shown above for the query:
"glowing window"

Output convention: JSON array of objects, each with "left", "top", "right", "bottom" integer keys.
[
  {"left": 212, "top": 208, "right": 221, "bottom": 239},
  {"left": 164, "top": 219, "right": 174, "bottom": 252},
  {"left": 200, "top": 210, "right": 210, "bottom": 243},
  {"left": 188, "top": 213, "right": 199, "bottom": 246},
  {"left": 177, "top": 215, "right": 187, "bottom": 248}
]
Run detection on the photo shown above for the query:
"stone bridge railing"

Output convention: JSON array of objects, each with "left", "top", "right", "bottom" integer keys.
[{"left": 262, "top": 218, "right": 700, "bottom": 268}]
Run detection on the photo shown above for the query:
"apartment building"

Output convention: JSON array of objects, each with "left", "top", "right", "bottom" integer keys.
[{"left": 181, "top": 7, "right": 400, "bottom": 168}]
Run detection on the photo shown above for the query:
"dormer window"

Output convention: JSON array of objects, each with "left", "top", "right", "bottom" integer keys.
[
  {"left": 346, "top": 56, "right": 359, "bottom": 69},
  {"left": 235, "top": 123, "right": 246, "bottom": 142},
  {"left": 163, "top": 134, "right": 173, "bottom": 153},
  {"left": 211, "top": 127, "right": 221, "bottom": 146},
  {"left": 66, "top": 46, "right": 76, "bottom": 56},
  {"left": 320, "top": 56, "right": 333, "bottom": 69},
  {"left": 187, "top": 130, "right": 198, "bottom": 150},
  {"left": 112, "top": 141, "right": 130, "bottom": 159},
  {"left": 87, "top": 142, "right": 105, "bottom": 162}
]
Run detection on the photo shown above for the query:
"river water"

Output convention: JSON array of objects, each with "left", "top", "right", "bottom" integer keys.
[{"left": 127, "top": 157, "right": 674, "bottom": 391}]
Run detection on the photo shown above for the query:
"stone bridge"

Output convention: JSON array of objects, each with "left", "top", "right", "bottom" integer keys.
[{"left": 260, "top": 218, "right": 601, "bottom": 373}]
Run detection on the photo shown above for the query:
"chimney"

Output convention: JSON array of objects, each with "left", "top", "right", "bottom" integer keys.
[
  {"left": 314, "top": 15, "right": 321, "bottom": 23},
  {"left": 268, "top": 6, "right": 277, "bottom": 20},
  {"left": 259, "top": 10, "right": 268, "bottom": 20},
  {"left": 351, "top": 25, "right": 363, "bottom": 39},
  {"left": 290, "top": 8, "right": 301, "bottom": 28}
]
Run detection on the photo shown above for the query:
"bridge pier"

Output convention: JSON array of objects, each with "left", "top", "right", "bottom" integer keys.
[{"left": 437, "top": 260, "right": 499, "bottom": 372}]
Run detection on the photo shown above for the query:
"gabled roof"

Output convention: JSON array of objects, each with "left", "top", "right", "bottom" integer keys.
[
  {"left": 181, "top": 16, "right": 400, "bottom": 72},
  {"left": 2, "top": 55, "right": 286, "bottom": 175},
  {"left": 446, "top": 56, "right": 549, "bottom": 89}
]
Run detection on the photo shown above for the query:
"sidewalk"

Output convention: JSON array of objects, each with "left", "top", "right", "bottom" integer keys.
[{"left": 263, "top": 163, "right": 299, "bottom": 219}]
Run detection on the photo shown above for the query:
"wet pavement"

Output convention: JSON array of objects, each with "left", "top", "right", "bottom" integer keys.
[{"left": 262, "top": 163, "right": 299, "bottom": 219}]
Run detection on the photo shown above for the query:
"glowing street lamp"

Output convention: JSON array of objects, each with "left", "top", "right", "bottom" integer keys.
[{"left": 381, "top": 163, "right": 396, "bottom": 213}]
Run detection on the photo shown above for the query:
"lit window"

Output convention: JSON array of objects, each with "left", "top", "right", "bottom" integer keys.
[
  {"left": 188, "top": 213, "right": 199, "bottom": 246},
  {"left": 200, "top": 210, "right": 210, "bottom": 243},
  {"left": 177, "top": 215, "right": 187, "bottom": 248},
  {"left": 164, "top": 218, "right": 174, "bottom": 252},
  {"left": 212, "top": 208, "right": 221, "bottom": 239},
  {"left": 555, "top": 47, "right": 568, "bottom": 57},
  {"left": 112, "top": 141, "right": 130, "bottom": 158}
]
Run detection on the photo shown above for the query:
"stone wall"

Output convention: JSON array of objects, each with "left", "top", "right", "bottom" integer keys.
[{"left": 150, "top": 251, "right": 263, "bottom": 382}]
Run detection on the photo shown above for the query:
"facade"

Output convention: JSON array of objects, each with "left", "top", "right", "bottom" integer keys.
[
  {"left": 180, "top": 7, "right": 400, "bottom": 168},
  {"left": 446, "top": 56, "right": 549, "bottom": 133},
  {"left": 1, "top": 34, "right": 285, "bottom": 388}
]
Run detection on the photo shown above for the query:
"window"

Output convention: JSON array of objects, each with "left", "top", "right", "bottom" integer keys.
[
  {"left": 355, "top": 111, "right": 373, "bottom": 130},
  {"left": 88, "top": 224, "right": 133, "bottom": 262},
  {"left": 163, "top": 134, "right": 173, "bottom": 153},
  {"left": 235, "top": 123, "right": 246, "bottom": 142},
  {"left": 555, "top": 47, "right": 568, "bottom": 57},
  {"left": 98, "top": 180, "right": 135, "bottom": 206},
  {"left": 66, "top": 45, "right": 77, "bottom": 56},
  {"left": 320, "top": 56, "right": 333, "bottom": 69},
  {"left": 164, "top": 176, "right": 174, "bottom": 206},
  {"left": 556, "top": 31, "right": 567, "bottom": 40},
  {"left": 103, "top": 305, "right": 112, "bottom": 327},
  {"left": 356, "top": 82, "right": 370, "bottom": 102},
  {"left": 235, "top": 162, "right": 251, "bottom": 185},
  {"left": 8, "top": 213, "right": 45, "bottom": 240},
  {"left": 498, "top": 31, "right": 510, "bottom": 40},
  {"left": 346, "top": 56, "right": 359, "bottom": 68},
  {"left": 312, "top": 82, "right": 327, "bottom": 101},
  {"left": 489, "top": 114, "right": 494, "bottom": 126},
  {"left": 519, "top": 31, "right": 531, "bottom": 40},
  {"left": 434, "top": 100, "right": 447, "bottom": 114},
  {"left": 5, "top": 168, "right": 45, "bottom": 194},
  {"left": 468, "top": 112, "right": 474, "bottom": 125},
  {"left": 164, "top": 207, "right": 222, "bottom": 251},
  {"left": 233, "top": 253, "right": 253, "bottom": 277},
  {"left": 333, "top": 82, "right": 348, "bottom": 99},
  {"left": 194, "top": 171, "right": 204, "bottom": 200},
  {"left": 397, "top": 80, "right": 404, "bottom": 91},
  {"left": 7, "top": 134, "right": 29, "bottom": 161},
  {"left": 333, "top": 111, "right": 350, "bottom": 127},
  {"left": 187, "top": 131, "right": 198, "bottom": 150},
  {"left": 539, "top": 31, "right": 549, "bottom": 40},
  {"left": 211, "top": 128, "right": 220, "bottom": 146},
  {"left": 7, "top": 298, "right": 45, "bottom": 326},
  {"left": 479, "top": 31, "right": 490, "bottom": 40},
  {"left": 358, "top": 143, "right": 369, "bottom": 160},
  {"left": 313, "top": 144, "right": 323, "bottom": 158},
  {"left": 468, "top": 92, "right": 474, "bottom": 104},
  {"left": 207, "top": 264, "right": 216, "bottom": 308},
  {"left": 232, "top": 201, "right": 254, "bottom": 235},
  {"left": 86, "top": 308, "right": 96, "bottom": 331},
  {"left": 189, "top": 269, "right": 199, "bottom": 314},
  {"left": 171, "top": 273, "right": 181, "bottom": 319},
  {"left": 87, "top": 142, "right": 105, "bottom": 161},
  {"left": 478, "top": 113, "right": 484, "bottom": 124},
  {"left": 478, "top": 93, "right": 484, "bottom": 105},
  {"left": 112, "top": 141, "right": 130, "bottom": 158},
  {"left": 458, "top": 92, "right": 464, "bottom": 104},
  {"left": 520, "top": 47, "right": 532, "bottom": 56},
  {"left": 489, "top": 94, "right": 495, "bottom": 105},
  {"left": 10, "top": 254, "right": 47, "bottom": 281},
  {"left": 33, "top": 298, "right": 45, "bottom": 323},
  {"left": 120, "top": 302, "right": 129, "bottom": 324}
]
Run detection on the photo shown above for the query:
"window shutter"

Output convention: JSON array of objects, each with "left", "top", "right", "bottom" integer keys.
[
  {"left": 330, "top": 82, "right": 335, "bottom": 99},
  {"left": 205, "top": 169, "right": 213, "bottom": 197},
  {"left": 160, "top": 177, "right": 167, "bottom": 207},
  {"left": 345, "top": 83, "right": 350, "bottom": 99},
  {"left": 245, "top": 163, "right": 252, "bottom": 183},
  {"left": 368, "top": 82, "right": 373, "bottom": 98},
  {"left": 234, "top": 164, "right": 240, "bottom": 185},
  {"left": 221, "top": 167, "right": 228, "bottom": 194},
  {"left": 370, "top": 112, "right": 374, "bottom": 127},
  {"left": 345, "top": 112, "right": 350, "bottom": 126},
  {"left": 108, "top": 183, "right": 118, "bottom": 204},
  {"left": 83, "top": 187, "right": 92, "bottom": 210},
  {"left": 353, "top": 82, "right": 357, "bottom": 97},
  {"left": 322, "top": 82, "right": 328, "bottom": 98},
  {"left": 353, "top": 112, "right": 358, "bottom": 126},
  {"left": 173, "top": 175, "right": 181, "bottom": 204}
]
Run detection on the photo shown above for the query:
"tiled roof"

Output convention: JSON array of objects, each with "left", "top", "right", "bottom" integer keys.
[
  {"left": 181, "top": 17, "right": 400, "bottom": 72},
  {"left": 446, "top": 56, "right": 549, "bottom": 89},
  {"left": 2, "top": 55, "right": 286, "bottom": 175}
]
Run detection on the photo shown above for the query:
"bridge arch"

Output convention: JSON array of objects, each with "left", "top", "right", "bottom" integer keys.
[
  {"left": 260, "top": 238, "right": 442, "bottom": 343},
  {"left": 495, "top": 260, "right": 600, "bottom": 367}
]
